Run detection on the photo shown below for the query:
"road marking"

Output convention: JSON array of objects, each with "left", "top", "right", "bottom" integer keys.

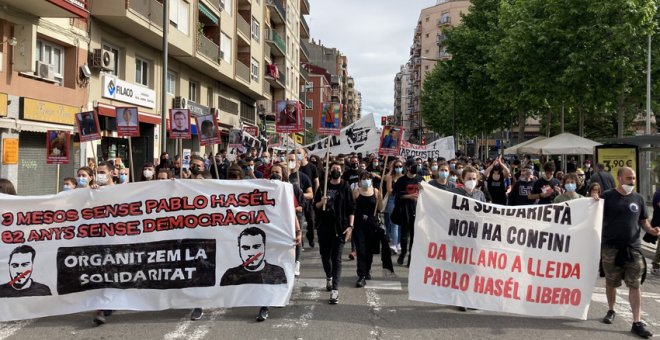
[
  {"left": 163, "top": 316, "right": 193, "bottom": 340},
  {"left": 366, "top": 289, "right": 384, "bottom": 339},
  {"left": 163, "top": 309, "right": 225, "bottom": 340},
  {"left": 188, "top": 309, "right": 225, "bottom": 340},
  {"left": 296, "top": 278, "right": 402, "bottom": 291},
  {"left": 272, "top": 283, "right": 319, "bottom": 329},
  {"left": 592, "top": 287, "right": 660, "bottom": 327},
  {"left": 0, "top": 320, "right": 33, "bottom": 340}
]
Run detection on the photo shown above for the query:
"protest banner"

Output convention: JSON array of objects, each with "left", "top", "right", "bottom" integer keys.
[
  {"left": 275, "top": 100, "right": 303, "bottom": 133},
  {"left": 169, "top": 109, "right": 191, "bottom": 140},
  {"left": 196, "top": 114, "right": 221, "bottom": 146},
  {"left": 46, "top": 130, "right": 70, "bottom": 165},
  {"left": 304, "top": 113, "right": 380, "bottom": 156},
  {"left": 0, "top": 180, "right": 296, "bottom": 321},
  {"left": 75, "top": 111, "right": 101, "bottom": 143},
  {"left": 116, "top": 107, "right": 140, "bottom": 137},
  {"left": 379, "top": 126, "right": 403, "bottom": 157},
  {"left": 400, "top": 137, "right": 455, "bottom": 160},
  {"left": 317, "top": 102, "right": 342, "bottom": 136},
  {"left": 409, "top": 183, "right": 603, "bottom": 320}
]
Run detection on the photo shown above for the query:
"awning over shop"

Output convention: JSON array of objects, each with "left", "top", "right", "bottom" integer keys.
[
  {"left": 0, "top": 118, "right": 74, "bottom": 133},
  {"left": 199, "top": 3, "right": 219, "bottom": 25}
]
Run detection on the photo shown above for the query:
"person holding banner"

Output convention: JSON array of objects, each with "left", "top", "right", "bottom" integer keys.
[
  {"left": 599, "top": 167, "right": 659, "bottom": 338},
  {"left": 140, "top": 163, "right": 156, "bottom": 181},
  {"left": 428, "top": 162, "right": 455, "bottom": 191},
  {"left": 314, "top": 161, "right": 355, "bottom": 304},
  {"left": 392, "top": 159, "right": 424, "bottom": 267},
  {"left": 76, "top": 167, "right": 95, "bottom": 188},
  {"left": 554, "top": 173, "right": 582, "bottom": 203},
  {"left": 351, "top": 172, "right": 383, "bottom": 287},
  {"left": 452, "top": 166, "right": 487, "bottom": 203}
]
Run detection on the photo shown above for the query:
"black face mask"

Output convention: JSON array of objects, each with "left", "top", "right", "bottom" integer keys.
[
  {"left": 330, "top": 170, "right": 341, "bottom": 179},
  {"left": 270, "top": 174, "right": 282, "bottom": 181},
  {"left": 408, "top": 166, "right": 418, "bottom": 175},
  {"left": 190, "top": 165, "right": 201, "bottom": 175},
  {"left": 350, "top": 163, "right": 359, "bottom": 170}
]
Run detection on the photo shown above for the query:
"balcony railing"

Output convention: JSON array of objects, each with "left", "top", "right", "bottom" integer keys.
[
  {"left": 197, "top": 33, "right": 220, "bottom": 62},
  {"left": 266, "top": 28, "right": 286, "bottom": 55},
  {"left": 237, "top": 15, "right": 251, "bottom": 40},
  {"left": 206, "top": 0, "right": 221, "bottom": 12},
  {"left": 439, "top": 16, "right": 451, "bottom": 26},
  {"left": 267, "top": 0, "right": 286, "bottom": 23},
  {"left": 300, "top": 14, "right": 310, "bottom": 37},
  {"left": 300, "top": 41, "right": 310, "bottom": 61},
  {"left": 236, "top": 61, "right": 251, "bottom": 82},
  {"left": 300, "top": 0, "right": 310, "bottom": 15},
  {"left": 128, "top": 0, "right": 163, "bottom": 28},
  {"left": 299, "top": 65, "right": 309, "bottom": 80}
]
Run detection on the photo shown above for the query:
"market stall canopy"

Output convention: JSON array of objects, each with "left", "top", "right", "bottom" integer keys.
[
  {"left": 518, "top": 133, "right": 601, "bottom": 155},
  {"left": 503, "top": 136, "right": 547, "bottom": 155}
]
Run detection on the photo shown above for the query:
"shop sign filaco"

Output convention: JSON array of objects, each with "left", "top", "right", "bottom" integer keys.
[{"left": 103, "top": 76, "right": 156, "bottom": 109}]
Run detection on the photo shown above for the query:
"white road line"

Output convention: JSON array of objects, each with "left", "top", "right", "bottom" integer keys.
[
  {"left": 163, "top": 316, "right": 193, "bottom": 340},
  {"left": 0, "top": 320, "right": 33, "bottom": 340},
  {"left": 163, "top": 309, "right": 225, "bottom": 340},
  {"left": 366, "top": 289, "right": 384, "bottom": 340},
  {"left": 272, "top": 280, "right": 319, "bottom": 329},
  {"left": 188, "top": 309, "right": 226, "bottom": 340},
  {"left": 296, "top": 278, "right": 402, "bottom": 291}
]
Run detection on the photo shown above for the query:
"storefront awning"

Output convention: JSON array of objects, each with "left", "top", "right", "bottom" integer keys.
[
  {"left": 198, "top": 3, "right": 219, "bottom": 25},
  {"left": 0, "top": 118, "right": 74, "bottom": 132}
]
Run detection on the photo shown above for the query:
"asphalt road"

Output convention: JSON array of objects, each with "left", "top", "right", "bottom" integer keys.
[{"left": 3, "top": 243, "right": 660, "bottom": 340}]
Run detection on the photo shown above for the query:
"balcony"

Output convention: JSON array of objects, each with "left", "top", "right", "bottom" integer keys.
[
  {"left": 237, "top": 15, "right": 251, "bottom": 42},
  {"left": 236, "top": 61, "right": 251, "bottom": 83},
  {"left": 299, "top": 65, "right": 309, "bottom": 81},
  {"left": 267, "top": 0, "right": 286, "bottom": 25},
  {"left": 265, "top": 63, "right": 285, "bottom": 88},
  {"left": 439, "top": 16, "right": 451, "bottom": 26},
  {"left": 197, "top": 33, "right": 220, "bottom": 63},
  {"left": 300, "top": 0, "right": 310, "bottom": 15},
  {"left": 438, "top": 50, "right": 451, "bottom": 60},
  {"left": 4, "top": 0, "right": 89, "bottom": 18},
  {"left": 300, "top": 14, "right": 310, "bottom": 39},
  {"left": 205, "top": 0, "right": 221, "bottom": 12},
  {"left": 437, "top": 33, "right": 447, "bottom": 46},
  {"left": 264, "top": 43, "right": 271, "bottom": 63},
  {"left": 266, "top": 28, "right": 286, "bottom": 56},
  {"left": 331, "top": 75, "right": 341, "bottom": 84},
  {"left": 128, "top": 0, "right": 164, "bottom": 28},
  {"left": 300, "top": 41, "right": 310, "bottom": 62}
]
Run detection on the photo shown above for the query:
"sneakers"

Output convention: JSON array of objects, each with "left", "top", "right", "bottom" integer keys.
[
  {"left": 396, "top": 244, "right": 401, "bottom": 253},
  {"left": 365, "top": 273, "right": 371, "bottom": 280},
  {"left": 355, "top": 277, "right": 366, "bottom": 288},
  {"left": 329, "top": 290, "right": 339, "bottom": 304},
  {"left": 631, "top": 321, "right": 653, "bottom": 338},
  {"left": 397, "top": 255, "right": 405, "bottom": 266},
  {"left": 190, "top": 308, "right": 204, "bottom": 321},
  {"left": 326, "top": 277, "right": 333, "bottom": 291},
  {"left": 294, "top": 261, "right": 301, "bottom": 276},
  {"left": 602, "top": 310, "right": 615, "bottom": 324},
  {"left": 92, "top": 310, "right": 106, "bottom": 326},
  {"left": 389, "top": 246, "right": 398, "bottom": 255},
  {"left": 256, "top": 307, "right": 269, "bottom": 322}
]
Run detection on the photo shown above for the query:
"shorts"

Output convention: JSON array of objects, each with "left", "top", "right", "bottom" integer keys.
[{"left": 601, "top": 246, "right": 644, "bottom": 289}]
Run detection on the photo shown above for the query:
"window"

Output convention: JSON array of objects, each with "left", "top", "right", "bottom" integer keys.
[
  {"left": 36, "top": 39, "right": 64, "bottom": 85},
  {"left": 169, "top": 0, "right": 190, "bottom": 35},
  {"left": 135, "top": 57, "right": 149, "bottom": 86},
  {"left": 425, "top": 33, "right": 429, "bottom": 38},
  {"left": 251, "top": 17, "right": 260, "bottom": 42},
  {"left": 102, "top": 42, "right": 121, "bottom": 76},
  {"left": 189, "top": 80, "right": 198, "bottom": 102},
  {"left": 167, "top": 71, "right": 176, "bottom": 95},
  {"left": 251, "top": 57, "right": 259, "bottom": 81},
  {"left": 220, "top": 32, "right": 231, "bottom": 63},
  {"left": 220, "top": 0, "right": 231, "bottom": 15}
]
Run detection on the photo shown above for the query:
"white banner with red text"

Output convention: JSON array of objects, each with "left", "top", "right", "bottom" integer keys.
[
  {"left": 409, "top": 183, "right": 603, "bottom": 320},
  {"left": 0, "top": 180, "right": 296, "bottom": 321}
]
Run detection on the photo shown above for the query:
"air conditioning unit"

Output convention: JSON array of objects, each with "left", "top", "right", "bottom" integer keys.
[
  {"left": 92, "top": 48, "right": 114, "bottom": 71},
  {"left": 173, "top": 96, "right": 187, "bottom": 109},
  {"left": 36, "top": 61, "right": 54, "bottom": 80}
]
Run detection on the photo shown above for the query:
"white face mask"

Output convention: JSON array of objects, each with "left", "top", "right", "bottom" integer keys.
[
  {"left": 621, "top": 184, "right": 635, "bottom": 194},
  {"left": 95, "top": 174, "right": 109, "bottom": 185},
  {"left": 288, "top": 161, "right": 297, "bottom": 170},
  {"left": 464, "top": 180, "right": 477, "bottom": 191},
  {"left": 143, "top": 170, "right": 154, "bottom": 179}
]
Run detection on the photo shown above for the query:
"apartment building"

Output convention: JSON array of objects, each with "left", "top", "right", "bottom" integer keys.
[
  {"left": 408, "top": 0, "right": 469, "bottom": 143},
  {"left": 393, "top": 63, "right": 413, "bottom": 135}
]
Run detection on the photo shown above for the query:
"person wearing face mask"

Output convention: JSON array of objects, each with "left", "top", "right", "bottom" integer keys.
[
  {"left": 508, "top": 167, "right": 537, "bottom": 206},
  {"left": 351, "top": 172, "right": 384, "bottom": 287},
  {"left": 452, "top": 166, "right": 486, "bottom": 202},
  {"left": 384, "top": 160, "right": 404, "bottom": 254},
  {"left": 342, "top": 156, "right": 362, "bottom": 187},
  {"left": 140, "top": 162, "right": 156, "bottom": 182},
  {"left": 528, "top": 162, "right": 561, "bottom": 204},
  {"left": 583, "top": 159, "right": 594, "bottom": 182},
  {"left": 429, "top": 163, "right": 455, "bottom": 191},
  {"left": 391, "top": 159, "right": 424, "bottom": 267},
  {"left": 62, "top": 177, "right": 77, "bottom": 192},
  {"left": 297, "top": 148, "right": 319, "bottom": 248},
  {"left": 287, "top": 152, "right": 314, "bottom": 239},
  {"left": 553, "top": 173, "right": 582, "bottom": 203},
  {"left": 183, "top": 155, "right": 206, "bottom": 180},
  {"left": 243, "top": 157, "right": 263, "bottom": 179},
  {"left": 93, "top": 162, "right": 115, "bottom": 187},
  {"left": 76, "top": 166, "right": 94, "bottom": 188},
  {"left": 367, "top": 157, "right": 383, "bottom": 189},
  {"left": 599, "top": 167, "right": 659, "bottom": 338},
  {"left": 257, "top": 151, "right": 273, "bottom": 179},
  {"left": 116, "top": 166, "right": 130, "bottom": 184},
  {"left": 448, "top": 170, "right": 461, "bottom": 188},
  {"left": 314, "top": 162, "right": 355, "bottom": 304}
]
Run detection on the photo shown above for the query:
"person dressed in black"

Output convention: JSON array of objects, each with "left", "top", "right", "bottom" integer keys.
[
  {"left": 342, "top": 156, "right": 362, "bottom": 187},
  {"left": 297, "top": 148, "right": 319, "bottom": 248},
  {"left": 508, "top": 167, "right": 537, "bottom": 205},
  {"left": 0, "top": 245, "right": 51, "bottom": 298},
  {"left": 589, "top": 163, "right": 616, "bottom": 192},
  {"left": 314, "top": 161, "right": 355, "bottom": 304},
  {"left": 392, "top": 159, "right": 424, "bottom": 267},
  {"left": 528, "top": 162, "right": 561, "bottom": 204},
  {"left": 220, "top": 227, "right": 287, "bottom": 286},
  {"left": 484, "top": 156, "right": 510, "bottom": 205},
  {"left": 352, "top": 172, "right": 383, "bottom": 288}
]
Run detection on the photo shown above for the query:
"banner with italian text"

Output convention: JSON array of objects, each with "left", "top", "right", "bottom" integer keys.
[
  {"left": 409, "top": 183, "right": 603, "bottom": 320},
  {"left": 0, "top": 180, "right": 296, "bottom": 321}
]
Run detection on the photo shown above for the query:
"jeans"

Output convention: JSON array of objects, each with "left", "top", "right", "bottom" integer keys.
[
  {"left": 318, "top": 230, "right": 345, "bottom": 290},
  {"left": 384, "top": 196, "right": 399, "bottom": 246}
]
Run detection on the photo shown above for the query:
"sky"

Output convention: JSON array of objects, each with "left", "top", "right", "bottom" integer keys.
[{"left": 307, "top": 0, "right": 437, "bottom": 122}]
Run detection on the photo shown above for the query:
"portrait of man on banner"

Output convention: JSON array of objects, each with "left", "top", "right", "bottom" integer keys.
[
  {"left": 116, "top": 107, "right": 140, "bottom": 137},
  {"left": 76, "top": 111, "right": 101, "bottom": 142},
  {"left": 46, "top": 130, "right": 70, "bottom": 165},
  {"left": 0, "top": 245, "right": 52, "bottom": 298},
  {"left": 169, "top": 109, "right": 191, "bottom": 139},
  {"left": 196, "top": 114, "right": 221, "bottom": 146},
  {"left": 220, "top": 227, "right": 287, "bottom": 286},
  {"left": 275, "top": 100, "right": 302, "bottom": 133},
  {"left": 379, "top": 126, "right": 403, "bottom": 156},
  {"left": 318, "top": 102, "right": 342, "bottom": 136},
  {"left": 229, "top": 129, "right": 243, "bottom": 148}
]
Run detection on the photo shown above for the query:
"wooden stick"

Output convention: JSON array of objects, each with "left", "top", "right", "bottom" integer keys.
[
  {"left": 128, "top": 137, "right": 135, "bottom": 183},
  {"left": 374, "top": 155, "right": 388, "bottom": 216},
  {"left": 56, "top": 164, "right": 60, "bottom": 193},
  {"left": 212, "top": 144, "right": 219, "bottom": 179}
]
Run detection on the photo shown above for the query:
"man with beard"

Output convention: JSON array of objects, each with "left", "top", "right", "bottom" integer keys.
[
  {"left": 220, "top": 227, "right": 287, "bottom": 286},
  {"left": 0, "top": 245, "right": 51, "bottom": 297}
]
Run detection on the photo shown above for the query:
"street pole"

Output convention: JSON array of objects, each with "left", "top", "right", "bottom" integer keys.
[
  {"left": 646, "top": 34, "right": 652, "bottom": 135},
  {"left": 160, "top": 1, "right": 169, "bottom": 155}
]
